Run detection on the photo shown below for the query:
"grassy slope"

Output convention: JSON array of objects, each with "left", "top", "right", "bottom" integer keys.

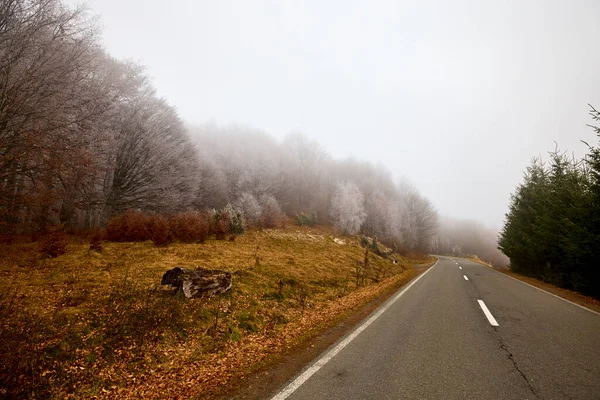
[
  {"left": 0, "top": 225, "right": 430, "bottom": 399},
  {"left": 467, "top": 255, "right": 493, "bottom": 268}
]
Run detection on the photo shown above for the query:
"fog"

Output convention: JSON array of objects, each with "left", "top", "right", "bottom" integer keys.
[
  {"left": 3, "top": 0, "right": 599, "bottom": 262},
  {"left": 75, "top": 0, "right": 600, "bottom": 230}
]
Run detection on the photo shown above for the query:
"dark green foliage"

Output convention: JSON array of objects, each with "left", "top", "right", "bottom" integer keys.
[
  {"left": 295, "top": 211, "right": 317, "bottom": 226},
  {"left": 223, "top": 204, "right": 246, "bottom": 234},
  {"left": 211, "top": 209, "right": 230, "bottom": 240},
  {"left": 499, "top": 106, "right": 600, "bottom": 298},
  {"left": 359, "top": 235, "right": 393, "bottom": 259},
  {"left": 360, "top": 235, "right": 369, "bottom": 248}
]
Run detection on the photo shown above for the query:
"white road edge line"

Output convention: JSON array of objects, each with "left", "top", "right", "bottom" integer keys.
[
  {"left": 497, "top": 270, "right": 600, "bottom": 316},
  {"left": 463, "top": 275, "right": 469, "bottom": 281},
  {"left": 270, "top": 259, "right": 440, "bottom": 400},
  {"left": 477, "top": 299, "right": 499, "bottom": 326},
  {"left": 460, "top": 257, "right": 600, "bottom": 316}
]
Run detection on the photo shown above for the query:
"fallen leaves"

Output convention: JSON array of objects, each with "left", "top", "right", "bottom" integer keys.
[{"left": 0, "top": 226, "right": 429, "bottom": 399}]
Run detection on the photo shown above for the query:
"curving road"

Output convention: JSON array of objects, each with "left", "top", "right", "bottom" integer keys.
[{"left": 270, "top": 256, "right": 600, "bottom": 400}]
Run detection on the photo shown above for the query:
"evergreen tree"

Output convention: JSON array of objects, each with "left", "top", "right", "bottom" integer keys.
[{"left": 499, "top": 105, "right": 600, "bottom": 298}]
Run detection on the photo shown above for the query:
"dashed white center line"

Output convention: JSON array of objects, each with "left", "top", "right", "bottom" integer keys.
[
  {"left": 463, "top": 275, "right": 469, "bottom": 281},
  {"left": 477, "top": 300, "right": 499, "bottom": 326},
  {"left": 459, "top": 266, "right": 462, "bottom": 270}
]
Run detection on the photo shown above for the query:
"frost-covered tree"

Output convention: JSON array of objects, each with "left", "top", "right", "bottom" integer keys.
[
  {"left": 364, "top": 189, "right": 393, "bottom": 241},
  {"left": 330, "top": 182, "right": 366, "bottom": 235},
  {"left": 235, "top": 192, "right": 262, "bottom": 227},
  {"left": 282, "top": 133, "right": 330, "bottom": 216}
]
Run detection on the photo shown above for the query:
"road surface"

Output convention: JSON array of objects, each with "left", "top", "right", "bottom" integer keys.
[{"left": 270, "top": 256, "right": 600, "bottom": 400}]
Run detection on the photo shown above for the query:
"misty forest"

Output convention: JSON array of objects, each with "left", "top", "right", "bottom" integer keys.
[
  {"left": 0, "top": 0, "right": 467, "bottom": 254},
  {"left": 1, "top": 0, "right": 600, "bottom": 399},
  {"left": 2, "top": 0, "right": 599, "bottom": 290}
]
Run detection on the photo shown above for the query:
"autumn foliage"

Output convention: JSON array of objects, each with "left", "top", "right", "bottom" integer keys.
[
  {"left": 148, "top": 215, "right": 172, "bottom": 247},
  {"left": 0, "top": 224, "right": 431, "bottom": 399},
  {"left": 105, "top": 210, "right": 226, "bottom": 245},
  {"left": 211, "top": 210, "right": 230, "bottom": 240},
  {"left": 169, "top": 211, "right": 210, "bottom": 243},
  {"left": 106, "top": 210, "right": 151, "bottom": 242},
  {"left": 38, "top": 227, "right": 68, "bottom": 258}
]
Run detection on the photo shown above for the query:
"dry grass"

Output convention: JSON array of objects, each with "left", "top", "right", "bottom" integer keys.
[
  {"left": 0, "top": 225, "right": 430, "bottom": 399},
  {"left": 467, "top": 255, "right": 493, "bottom": 268}
]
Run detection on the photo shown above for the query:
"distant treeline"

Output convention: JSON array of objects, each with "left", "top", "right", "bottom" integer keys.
[
  {"left": 499, "top": 106, "right": 600, "bottom": 298},
  {"left": 0, "top": 0, "right": 438, "bottom": 252},
  {"left": 431, "top": 217, "right": 509, "bottom": 267}
]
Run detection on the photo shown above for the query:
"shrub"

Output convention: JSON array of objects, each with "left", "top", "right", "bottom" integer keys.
[
  {"left": 223, "top": 203, "right": 246, "bottom": 234},
  {"left": 360, "top": 235, "right": 369, "bottom": 248},
  {"left": 259, "top": 194, "right": 284, "bottom": 228},
  {"left": 147, "top": 215, "right": 172, "bottom": 246},
  {"left": 39, "top": 226, "right": 67, "bottom": 258},
  {"left": 210, "top": 209, "right": 230, "bottom": 240},
  {"left": 106, "top": 210, "right": 151, "bottom": 242},
  {"left": 169, "top": 211, "right": 209, "bottom": 243},
  {"left": 359, "top": 235, "right": 393, "bottom": 259},
  {"left": 295, "top": 211, "right": 317, "bottom": 226},
  {"left": 89, "top": 229, "right": 104, "bottom": 252}
]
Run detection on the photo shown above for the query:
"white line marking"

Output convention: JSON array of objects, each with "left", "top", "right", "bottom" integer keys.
[
  {"left": 478, "top": 299, "right": 499, "bottom": 326},
  {"left": 448, "top": 257, "right": 599, "bottom": 316},
  {"left": 459, "top": 258, "right": 600, "bottom": 316},
  {"left": 459, "top": 266, "right": 462, "bottom": 270},
  {"left": 270, "top": 259, "right": 440, "bottom": 400},
  {"left": 463, "top": 275, "right": 469, "bottom": 281},
  {"left": 497, "top": 271, "right": 600, "bottom": 316}
]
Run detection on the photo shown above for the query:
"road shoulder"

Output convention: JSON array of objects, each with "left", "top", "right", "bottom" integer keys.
[
  {"left": 223, "top": 261, "right": 436, "bottom": 400},
  {"left": 493, "top": 269, "right": 600, "bottom": 314}
]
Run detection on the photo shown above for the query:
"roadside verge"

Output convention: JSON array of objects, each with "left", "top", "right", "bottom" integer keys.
[
  {"left": 494, "top": 269, "right": 600, "bottom": 314},
  {"left": 224, "top": 260, "right": 436, "bottom": 400}
]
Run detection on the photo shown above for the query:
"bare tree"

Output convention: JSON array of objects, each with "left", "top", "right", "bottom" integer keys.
[
  {"left": 0, "top": 0, "right": 112, "bottom": 231},
  {"left": 103, "top": 89, "right": 197, "bottom": 218}
]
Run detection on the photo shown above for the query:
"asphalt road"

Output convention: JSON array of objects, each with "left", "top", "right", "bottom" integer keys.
[{"left": 270, "top": 257, "right": 600, "bottom": 400}]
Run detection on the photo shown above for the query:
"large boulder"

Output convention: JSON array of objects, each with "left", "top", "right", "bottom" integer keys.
[{"left": 161, "top": 267, "right": 232, "bottom": 298}]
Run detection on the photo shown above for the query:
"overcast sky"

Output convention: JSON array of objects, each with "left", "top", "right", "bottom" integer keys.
[{"left": 73, "top": 0, "right": 599, "bottom": 229}]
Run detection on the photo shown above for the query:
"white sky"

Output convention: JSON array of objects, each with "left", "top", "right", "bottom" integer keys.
[{"left": 74, "top": 0, "right": 600, "bottom": 229}]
